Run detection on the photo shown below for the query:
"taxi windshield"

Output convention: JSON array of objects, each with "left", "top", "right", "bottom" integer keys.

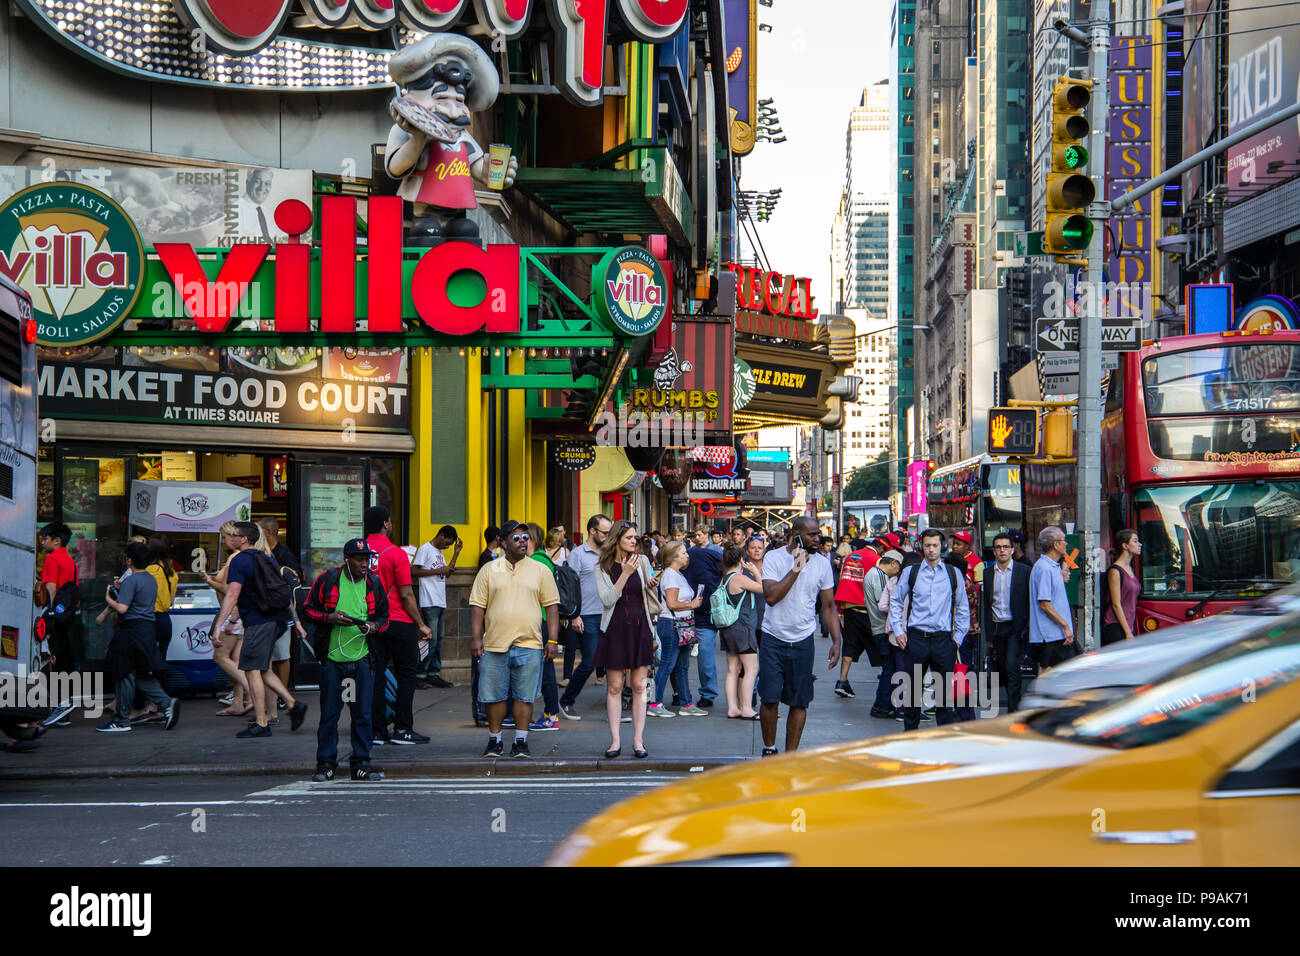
[{"left": 1028, "top": 626, "right": 1300, "bottom": 748}]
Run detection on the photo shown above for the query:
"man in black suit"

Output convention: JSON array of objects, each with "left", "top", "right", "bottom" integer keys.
[{"left": 980, "top": 532, "right": 1031, "bottom": 714}]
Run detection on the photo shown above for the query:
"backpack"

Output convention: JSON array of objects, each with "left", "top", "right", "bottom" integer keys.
[
  {"left": 46, "top": 565, "right": 80, "bottom": 625},
  {"left": 248, "top": 550, "right": 293, "bottom": 617},
  {"left": 555, "top": 563, "right": 582, "bottom": 620},
  {"left": 904, "top": 561, "right": 960, "bottom": 630},
  {"left": 710, "top": 571, "right": 750, "bottom": 628}
]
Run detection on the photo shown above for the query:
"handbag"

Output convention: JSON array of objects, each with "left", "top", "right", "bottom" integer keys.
[
  {"left": 641, "top": 560, "right": 664, "bottom": 619},
  {"left": 672, "top": 614, "right": 698, "bottom": 648}
]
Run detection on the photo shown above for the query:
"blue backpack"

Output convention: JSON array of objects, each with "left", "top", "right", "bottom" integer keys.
[{"left": 709, "top": 572, "right": 751, "bottom": 628}]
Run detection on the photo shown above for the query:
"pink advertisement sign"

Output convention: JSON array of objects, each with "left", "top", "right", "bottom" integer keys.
[{"left": 906, "top": 461, "right": 929, "bottom": 515}]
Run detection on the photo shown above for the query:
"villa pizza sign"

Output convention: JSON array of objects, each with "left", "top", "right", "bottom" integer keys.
[{"left": 0, "top": 183, "right": 146, "bottom": 347}]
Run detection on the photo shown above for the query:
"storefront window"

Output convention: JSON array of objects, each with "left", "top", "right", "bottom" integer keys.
[{"left": 369, "top": 457, "right": 406, "bottom": 540}]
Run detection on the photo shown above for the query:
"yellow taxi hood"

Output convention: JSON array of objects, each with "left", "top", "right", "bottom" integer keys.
[{"left": 551, "top": 721, "right": 1108, "bottom": 864}]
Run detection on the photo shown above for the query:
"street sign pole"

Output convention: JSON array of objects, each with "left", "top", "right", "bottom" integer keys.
[{"left": 1077, "top": 20, "right": 1109, "bottom": 653}]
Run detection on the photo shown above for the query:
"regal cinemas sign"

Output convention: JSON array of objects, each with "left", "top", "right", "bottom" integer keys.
[{"left": 725, "top": 263, "right": 819, "bottom": 343}]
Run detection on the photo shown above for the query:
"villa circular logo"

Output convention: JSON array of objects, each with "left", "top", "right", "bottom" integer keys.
[
  {"left": 0, "top": 182, "right": 146, "bottom": 347},
  {"left": 593, "top": 246, "right": 667, "bottom": 337}
]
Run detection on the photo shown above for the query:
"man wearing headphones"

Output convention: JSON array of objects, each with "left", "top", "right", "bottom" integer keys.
[{"left": 888, "top": 527, "right": 969, "bottom": 730}]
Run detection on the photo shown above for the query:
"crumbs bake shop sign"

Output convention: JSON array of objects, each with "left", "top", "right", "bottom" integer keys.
[{"left": 0, "top": 183, "right": 146, "bottom": 347}]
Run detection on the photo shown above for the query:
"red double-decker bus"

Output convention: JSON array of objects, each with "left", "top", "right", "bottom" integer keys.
[{"left": 1024, "top": 328, "right": 1300, "bottom": 630}]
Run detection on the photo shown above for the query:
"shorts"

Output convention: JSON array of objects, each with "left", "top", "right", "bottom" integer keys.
[
  {"left": 719, "top": 622, "right": 759, "bottom": 655},
  {"left": 271, "top": 627, "right": 292, "bottom": 663},
  {"left": 841, "top": 609, "right": 877, "bottom": 664},
  {"left": 757, "top": 632, "right": 815, "bottom": 708},
  {"left": 477, "top": 645, "right": 543, "bottom": 704},
  {"left": 238, "top": 621, "right": 281, "bottom": 672}
]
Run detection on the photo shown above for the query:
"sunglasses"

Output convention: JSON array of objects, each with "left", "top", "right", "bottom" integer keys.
[{"left": 509, "top": 534, "right": 530, "bottom": 543}]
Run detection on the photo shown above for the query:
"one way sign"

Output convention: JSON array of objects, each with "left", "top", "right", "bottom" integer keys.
[{"left": 1036, "top": 317, "right": 1143, "bottom": 352}]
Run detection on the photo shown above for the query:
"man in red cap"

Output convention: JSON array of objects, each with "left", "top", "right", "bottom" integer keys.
[{"left": 950, "top": 531, "right": 980, "bottom": 580}]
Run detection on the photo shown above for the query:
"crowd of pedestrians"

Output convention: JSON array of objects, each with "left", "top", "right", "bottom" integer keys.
[{"left": 35, "top": 504, "right": 1138, "bottom": 775}]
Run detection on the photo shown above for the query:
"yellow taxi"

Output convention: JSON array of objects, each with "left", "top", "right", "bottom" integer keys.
[{"left": 547, "top": 618, "right": 1300, "bottom": 866}]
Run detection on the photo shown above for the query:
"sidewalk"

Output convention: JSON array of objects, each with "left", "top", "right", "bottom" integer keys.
[{"left": 0, "top": 647, "right": 904, "bottom": 781}]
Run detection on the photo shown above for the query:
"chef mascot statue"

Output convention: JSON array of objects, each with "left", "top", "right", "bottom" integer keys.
[{"left": 384, "top": 34, "right": 517, "bottom": 245}]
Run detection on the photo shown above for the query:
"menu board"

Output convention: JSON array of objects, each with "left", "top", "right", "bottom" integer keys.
[
  {"left": 162, "top": 452, "right": 197, "bottom": 481},
  {"left": 309, "top": 482, "right": 363, "bottom": 547}
]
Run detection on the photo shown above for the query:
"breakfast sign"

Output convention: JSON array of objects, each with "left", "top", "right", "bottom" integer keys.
[{"left": 1, "top": 182, "right": 669, "bottom": 347}]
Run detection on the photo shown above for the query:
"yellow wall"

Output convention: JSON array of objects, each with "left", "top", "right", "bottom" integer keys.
[
  {"left": 580, "top": 446, "right": 634, "bottom": 520},
  {"left": 410, "top": 348, "right": 545, "bottom": 564}
]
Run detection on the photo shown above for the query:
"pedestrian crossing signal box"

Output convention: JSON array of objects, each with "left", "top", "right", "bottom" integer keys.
[{"left": 988, "top": 407, "right": 1039, "bottom": 457}]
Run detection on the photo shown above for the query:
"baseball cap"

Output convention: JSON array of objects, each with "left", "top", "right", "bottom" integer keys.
[
  {"left": 882, "top": 533, "right": 901, "bottom": 548},
  {"left": 953, "top": 531, "right": 973, "bottom": 544},
  {"left": 343, "top": 538, "right": 371, "bottom": 556},
  {"left": 500, "top": 519, "right": 525, "bottom": 540},
  {"left": 1007, "top": 528, "right": 1025, "bottom": 543},
  {"left": 880, "top": 550, "right": 904, "bottom": 564}
]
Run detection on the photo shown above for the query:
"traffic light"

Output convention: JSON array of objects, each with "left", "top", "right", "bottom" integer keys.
[
  {"left": 1043, "top": 407, "right": 1074, "bottom": 458},
  {"left": 1044, "top": 76, "right": 1095, "bottom": 263}
]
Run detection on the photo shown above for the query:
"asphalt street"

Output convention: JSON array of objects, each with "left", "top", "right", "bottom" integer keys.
[{"left": 0, "top": 772, "right": 681, "bottom": 866}]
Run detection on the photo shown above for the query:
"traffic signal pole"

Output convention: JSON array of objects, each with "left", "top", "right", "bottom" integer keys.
[{"left": 1056, "top": 17, "right": 1107, "bottom": 651}]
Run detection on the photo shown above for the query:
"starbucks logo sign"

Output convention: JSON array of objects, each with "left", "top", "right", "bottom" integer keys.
[
  {"left": 733, "top": 358, "right": 756, "bottom": 410},
  {"left": 0, "top": 182, "right": 146, "bottom": 346},
  {"left": 592, "top": 246, "right": 668, "bottom": 337}
]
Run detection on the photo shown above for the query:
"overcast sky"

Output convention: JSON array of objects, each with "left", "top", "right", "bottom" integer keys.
[{"left": 737, "top": 0, "right": 895, "bottom": 299}]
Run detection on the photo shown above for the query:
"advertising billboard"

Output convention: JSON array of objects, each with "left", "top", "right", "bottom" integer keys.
[{"left": 1227, "top": 0, "right": 1300, "bottom": 195}]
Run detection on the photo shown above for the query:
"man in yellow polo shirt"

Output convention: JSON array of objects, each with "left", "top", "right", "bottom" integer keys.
[{"left": 469, "top": 519, "right": 559, "bottom": 759}]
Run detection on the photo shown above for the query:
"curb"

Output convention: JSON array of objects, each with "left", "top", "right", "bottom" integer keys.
[{"left": 0, "top": 756, "right": 746, "bottom": 782}]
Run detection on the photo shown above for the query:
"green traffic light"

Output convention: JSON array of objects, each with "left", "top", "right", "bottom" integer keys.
[
  {"left": 1064, "top": 144, "right": 1089, "bottom": 169},
  {"left": 1061, "top": 215, "right": 1094, "bottom": 249}
]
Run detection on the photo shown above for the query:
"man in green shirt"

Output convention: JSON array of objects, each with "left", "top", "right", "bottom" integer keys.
[{"left": 303, "top": 539, "right": 392, "bottom": 781}]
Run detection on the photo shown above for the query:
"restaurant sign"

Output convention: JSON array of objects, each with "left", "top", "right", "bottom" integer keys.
[
  {"left": 593, "top": 246, "right": 669, "bottom": 337},
  {"left": 552, "top": 440, "right": 597, "bottom": 472},
  {"left": 0, "top": 182, "right": 146, "bottom": 347}
]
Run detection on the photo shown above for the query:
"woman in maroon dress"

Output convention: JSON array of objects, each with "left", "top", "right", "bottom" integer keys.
[{"left": 594, "top": 521, "right": 657, "bottom": 759}]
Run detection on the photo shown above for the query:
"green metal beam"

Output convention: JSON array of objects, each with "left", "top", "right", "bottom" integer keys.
[
  {"left": 482, "top": 374, "right": 597, "bottom": 389},
  {"left": 108, "top": 330, "right": 618, "bottom": 349}
]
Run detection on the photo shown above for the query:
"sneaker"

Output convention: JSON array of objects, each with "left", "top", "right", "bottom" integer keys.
[
  {"left": 42, "top": 702, "right": 77, "bottom": 727},
  {"left": 311, "top": 766, "right": 335, "bottom": 782},
  {"left": 835, "top": 680, "right": 856, "bottom": 699},
  {"left": 510, "top": 739, "right": 531, "bottom": 758},
  {"left": 163, "top": 699, "right": 181, "bottom": 731},
  {"left": 218, "top": 692, "right": 235, "bottom": 706},
  {"left": 869, "top": 706, "right": 894, "bottom": 719},
  {"left": 558, "top": 703, "right": 582, "bottom": 721},
  {"left": 236, "top": 723, "right": 272, "bottom": 738},
  {"left": 621, "top": 715, "right": 632, "bottom": 723},
  {"left": 529, "top": 714, "right": 559, "bottom": 731},
  {"left": 647, "top": 702, "right": 676, "bottom": 717},
  {"left": 289, "top": 701, "right": 308, "bottom": 732},
  {"left": 427, "top": 675, "right": 453, "bottom": 688},
  {"left": 501, "top": 715, "right": 516, "bottom": 728},
  {"left": 351, "top": 765, "right": 385, "bottom": 781},
  {"left": 277, "top": 698, "right": 287, "bottom": 711},
  {"left": 921, "top": 708, "right": 936, "bottom": 721},
  {"left": 373, "top": 732, "right": 390, "bottom": 745},
  {"left": 95, "top": 721, "right": 131, "bottom": 733},
  {"left": 697, "top": 698, "right": 714, "bottom": 708},
  {"left": 677, "top": 704, "right": 707, "bottom": 716},
  {"left": 482, "top": 737, "right": 504, "bottom": 758},
  {"left": 595, "top": 674, "right": 605, "bottom": 685},
  {"left": 389, "top": 729, "right": 429, "bottom": 745},
  {"left": 761, "top": 746, "right": 779, "bottom": 757}
]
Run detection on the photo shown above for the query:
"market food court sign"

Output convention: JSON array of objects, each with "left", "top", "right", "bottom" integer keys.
[{"left": 0, "top": 183, "right": 146, "bottom": 347}]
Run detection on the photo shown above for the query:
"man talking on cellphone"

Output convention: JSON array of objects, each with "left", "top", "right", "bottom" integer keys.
[{"left": 759, "top": 516, "right": 843, "bottom": 756}]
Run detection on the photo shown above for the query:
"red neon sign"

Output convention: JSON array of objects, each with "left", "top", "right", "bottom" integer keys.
[{"left": 723, "top": 263, "right": 818, "bottom": 320}]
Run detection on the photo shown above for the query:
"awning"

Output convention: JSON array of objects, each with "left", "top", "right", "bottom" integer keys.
[{"left": 515, "top": 148, "right": 691, "bottom": 244}]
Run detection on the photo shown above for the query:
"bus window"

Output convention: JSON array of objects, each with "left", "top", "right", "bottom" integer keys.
[{"left": 1105, "top": 364, "right": 1124, "bottom": 413}]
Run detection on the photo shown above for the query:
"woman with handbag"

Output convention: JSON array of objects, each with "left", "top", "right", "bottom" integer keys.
[
  {"left": 719, "top": 545, "right": 764, "bottom": 719},
  {"left": 593, "top": 521, "right": 659, "bottom": 758},
  {"left": 650, "top": 542, "right": 705, "bottom": 719}
]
